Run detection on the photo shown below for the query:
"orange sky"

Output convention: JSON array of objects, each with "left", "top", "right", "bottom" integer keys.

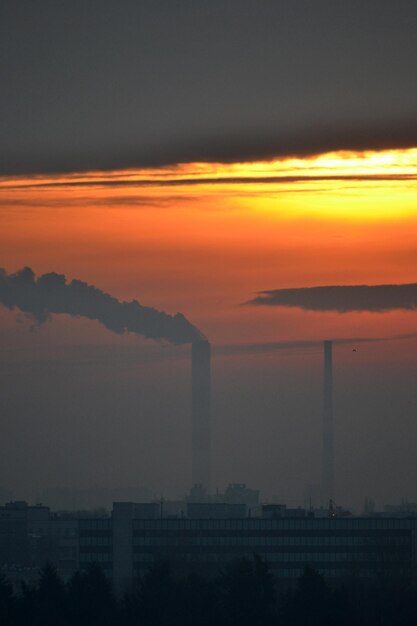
[
  {"left": 2, "top": 148, "right": 417, "bottom": 503},
  {"left": 1, "top": 148, "right": 417, "bottom": 346}
]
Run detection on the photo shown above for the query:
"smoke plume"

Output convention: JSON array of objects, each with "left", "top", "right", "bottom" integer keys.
[{"left": 0, "top": 267, "right": 202, "bottom": 344}]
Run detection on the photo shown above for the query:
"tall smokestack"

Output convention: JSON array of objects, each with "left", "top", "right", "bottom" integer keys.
[
  {"left": 322, "top": 340, "right": 334, "bottom": 505},
  {"left": 192, "top": 339, "right": 211, "bottom": 493}
]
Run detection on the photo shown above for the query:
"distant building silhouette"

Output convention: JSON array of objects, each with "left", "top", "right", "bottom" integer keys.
[{"left": 0, "top": 501, "right": 78, "bottom": 583}]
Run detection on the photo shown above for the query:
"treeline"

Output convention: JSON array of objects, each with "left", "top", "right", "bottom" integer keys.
[{"left": 1, "top": 557, "right": 417, "bottom": 626}]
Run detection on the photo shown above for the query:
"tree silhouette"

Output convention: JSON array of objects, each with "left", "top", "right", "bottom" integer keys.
[
  {"left": 217, "top": 555, "right": 276, "bottom": 626},
  {"left": 0, "top": 573, "right": 16, "bottom": 625},
  {"left": 139, "top": 561, "right": 180, "bottom": 626},
  {"left": 34, "top": 562, "right": 67, "bottom": 626},
  {"left": 281, "top": 566, "right": 341, "bottom": 626},
  {"left": 177, "top": 572, "right": 218, "bottom": 626},
  {"left": 1, "top": 554, "right": 417, "bottom": 626},
  {"left": 16, "top": 580, "right": 36, "bottom": 626},
  {"left": 68, "top": 563, "right": 118, "bottom": 626}
]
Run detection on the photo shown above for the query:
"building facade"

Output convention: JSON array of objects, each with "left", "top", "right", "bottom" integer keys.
[
  {"left": 1, "top": 501, "right": 416, "bottom": 591},
  {"left": 129, "top": 516, "right": 415, "bottom": 583},
  {"left": 108, "top": 503, "right": 417, "bottom": 589}
]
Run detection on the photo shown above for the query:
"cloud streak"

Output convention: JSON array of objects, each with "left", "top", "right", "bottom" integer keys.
[
  {"left": 247, "top": 283, "right": 417, "bottom": 313},
  {"left": 2, "top": 174, "right": 416, "bottom": 192},
  {"left": 0, "top": 267, "right": 202, "bottom": 344}
]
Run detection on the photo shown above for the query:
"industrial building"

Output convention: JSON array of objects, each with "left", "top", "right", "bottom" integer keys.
[
  {"left": 2, "top": 500, "right": 416, "bottom": 591},
  {"left": 80, "top": 502, "right": 417, "bottom": 590}
]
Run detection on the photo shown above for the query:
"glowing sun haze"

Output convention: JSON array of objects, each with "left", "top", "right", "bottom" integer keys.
[
  {"left": 1, "top": 148, "right": 417, "bottom": 340},
  {"left": 2, "top": 145, "right": 417, "bottom": 504}
]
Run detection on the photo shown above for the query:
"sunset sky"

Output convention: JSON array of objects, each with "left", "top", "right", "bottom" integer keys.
[{"left": 1, "top": 1, "right": 417, "bottom": 510}]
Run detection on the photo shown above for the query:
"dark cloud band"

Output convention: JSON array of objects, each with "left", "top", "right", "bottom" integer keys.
[
  {"left": 2, "top": 120, "right": 417, "bottom": 177},
  {"left": 247, "top": 283, "right": 417, "bottom": 313}
]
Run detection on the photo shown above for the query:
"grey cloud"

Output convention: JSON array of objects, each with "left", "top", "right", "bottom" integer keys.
[
  {"left": 247, "top": 283, "right": 417, "bottom": 313},
  {"left": 2, "top": 120, "right": 417, "bottom": 177},
  {"left": 0, "top": 267, "right": 202, "bottom": 344}
]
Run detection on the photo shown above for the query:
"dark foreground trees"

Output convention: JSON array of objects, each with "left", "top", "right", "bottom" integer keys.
[
  {"left": 217, "top": 554, "right": 276, "bottom": 626},
  {"left": 2, "top": 559, "right": 417, "bottom": 626}
]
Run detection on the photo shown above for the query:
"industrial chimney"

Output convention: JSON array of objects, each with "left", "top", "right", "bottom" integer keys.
[
  {"left": 192, "top": 339, "right": 211, "bottom": 493},
  {"left": 322, "top": 340, "right": 334, "bottom": 505}
]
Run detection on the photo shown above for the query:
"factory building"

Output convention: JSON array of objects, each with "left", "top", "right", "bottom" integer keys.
[
  {"left": 1, "top": 501, "right": 416, "bottom": 591},
  {"left": 107, "top": 503, "right": 416, "bottom": 590}
]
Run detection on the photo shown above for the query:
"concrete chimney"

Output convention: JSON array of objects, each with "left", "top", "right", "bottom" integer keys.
[
  {"left": 322, "top": 340, "right": 334, "bottom": 505},
  {"left": 192, "top": 339, "right": 211, "bottom": 493}
]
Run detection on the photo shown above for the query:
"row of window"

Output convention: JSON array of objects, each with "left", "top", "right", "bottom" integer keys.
[
  {"left": 79, "top": 520, "right": 112, "bottom": 530},
  {"left": 133, "top": 551, "right": 410, "bottom": 565},
  {"left": 29, "top": 527, "right": 78, "bottom": 537},
  {"left": 274, "top": 569, "right": 377, "bottom": 578},
  {"left": 133, "top": 519, "right": 415, "bottom": 531},
  {"left": 79, "top": 552, "right": 113, "bottom": 563},
  {"left": 133, "top": 535, "right": 410, "bottom": 547},
  {"left": 259, "top": 552, "right": 409, "bottom": 563},
  {"left": 79, "top": 545, "right": 111, "bottom": 554},
  {"left": 76, "top": 518, "right": 415, "bottom": 532},
  {"left": 273, "top": 568, "right": 390, "bottom": 578},
  {"left": 80, "top": 536, "right": 112, "bottom": 547},
  {"left": 58, "top": 547, "right": 78, "bottom": 559}
]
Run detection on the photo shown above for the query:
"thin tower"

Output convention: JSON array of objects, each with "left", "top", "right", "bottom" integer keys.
[
  {"left": 322, "top": 339, "right": 334, "bottom": 505},
  {"left": 191, "top": 339, "right": 211, "bottom": 493}
]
